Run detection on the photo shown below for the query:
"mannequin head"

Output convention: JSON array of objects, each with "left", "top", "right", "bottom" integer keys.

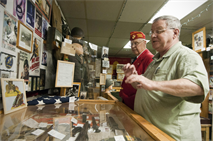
[{"left": 105, "top": 79, "right": 113, "bottom": 91}]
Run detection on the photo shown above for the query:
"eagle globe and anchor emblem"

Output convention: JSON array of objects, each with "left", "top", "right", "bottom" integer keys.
[{"left": 5, "top": 55, "right": 13, "bottom": 69}]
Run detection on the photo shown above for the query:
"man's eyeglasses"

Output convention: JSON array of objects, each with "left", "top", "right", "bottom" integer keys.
[
  {"left": 130, "top": 41, "right": 144, "bottom": 47},
  {"left": 149, "top": 28, "right": 175, "bottom": 36}
]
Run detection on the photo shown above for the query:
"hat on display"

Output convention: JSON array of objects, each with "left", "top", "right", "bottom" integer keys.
[
  {"left": 105, "top": 79, "right": 113, "bottom": 89},
  {"left": 130, "top": 31, "right": 146, "bottom": 40}
]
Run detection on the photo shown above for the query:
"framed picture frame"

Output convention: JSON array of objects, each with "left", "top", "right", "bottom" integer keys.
[
  {"left": 192, "top": 27, "right": 206, "bottom": 53},
  {"left": 116, "top": 64, "right": 124, "bottom": 73},
  {"left": 117, "top": 73, "right": 125, "bottom": 81},
  {"left": 100, "top": 73, "right": 106, "bottom": 85},
  {"left": 1, "top": 78, "right": 27, "bottom": 114},
  {"left": 17, "top": 21, "right": 33, "bottom": 53},
  {"left": 55, "top": 60, "right": 75, "bottom": 87},
  {"left": 107, "top": 65, "right": 113, "bottom": 74},
  {"left": 65, "top": 82, "right": 81, "bottom": 97}
]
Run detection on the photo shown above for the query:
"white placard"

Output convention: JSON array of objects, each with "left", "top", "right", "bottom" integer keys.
[
  {"left": 23, "top": 118, "right": 39, "bottom": 128},
  {"left": 39, "top": 122, "right": 47, "bottom": 128},
  {"left": 48, "top": 129, "right": 66, "bottom": 140},
  {"left": 114, "top": 135, "right": 126, "bottom": 141},
  {"left": 211, "top": 56, "right": 213, "bottom": 60},
  {"left": 31, "top": 129, "right": 45, "bottom": 136},
  {"left": 64, "top": 38, "right": 72, "bottom": 44},
  {"left": 69, "top": 103, "right": 75, "bottom": 110},
  {"left": 69, "top": 96, "right": 75, "bottom": 103},
  {"left": 71, "top": 117, "right": 78, "bottom": 124},
  {"left": 76, "top": 124, "right": 84, "bottom": 127}
]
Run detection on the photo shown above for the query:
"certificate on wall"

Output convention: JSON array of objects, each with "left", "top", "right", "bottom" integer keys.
[{"left": 55, "top": 60, "right": 75, "bottom": 87}]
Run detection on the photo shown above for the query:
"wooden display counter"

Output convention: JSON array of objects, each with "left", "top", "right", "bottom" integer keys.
[{"left": 0, "top": 96, "right": 174, "bottom": 141}]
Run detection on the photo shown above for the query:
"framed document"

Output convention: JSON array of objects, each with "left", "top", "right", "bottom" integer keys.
[
  {"left": 55, "top": 60, "right": 75, "bottom": 87},
  {"left": 192, "top": 27, "right": 206, "bottom": 53},
  {"left": 117, "top": 73, "right": 125, "bottom": 81},
  {"left": 100, "top": 73, "right": 106, "bottom": 85},
  {"left": 116, "top": 64, "right": 124, "bottom": 73},
  {"left": 1, "top": 78, "right": 27, "bottom": 114},
  {"left": 17, "top": 21, "right": 33, "bottom": 53}
]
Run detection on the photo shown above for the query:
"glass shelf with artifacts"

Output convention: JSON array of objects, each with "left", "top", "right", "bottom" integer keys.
[{"left": 0, "top": 100, "right": 174, "bottom": 141}]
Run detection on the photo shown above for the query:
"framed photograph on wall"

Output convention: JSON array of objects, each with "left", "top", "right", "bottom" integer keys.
[
  {"left": 107, "top": 65, "right": 113, "bottom": 74},
  {"left": 192, "top": 27, "right": 206, "bottom": 53},
  {"left": 116, "top": 64, "right": 124, "bottom": 73},
  {"left": 17, "top": 21, "right": 33, "bottom": 53},
  {"left": 65, "top": 82, "right": 81, "bottom": 97},
  {"left": 1, "top": 78, "right": 27, "bottom": 114}
]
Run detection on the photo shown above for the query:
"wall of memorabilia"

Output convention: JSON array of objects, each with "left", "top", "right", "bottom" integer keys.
[{"left": 0, "top": 0, "right": 53, "bottom": 111}]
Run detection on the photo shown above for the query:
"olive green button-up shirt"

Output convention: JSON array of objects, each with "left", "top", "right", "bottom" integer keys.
[{"left": 134, "top": 42, "right": 209, "bottom": 141}]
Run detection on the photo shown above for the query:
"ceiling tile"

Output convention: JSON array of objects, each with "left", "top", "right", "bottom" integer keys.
[
  {"left": 88, "top": 37, "right": 108, "bottom": 47},
  {"left": 66, "top": 18, "right": 88, "bottom": 36},
  {"left": 108, "top": 38, "right": 129, "bottom": 49},
  {"left": 57, "top": 1, "right": 85, "bottom": 19},
  {"left": 87, "top": 20, "right": 115, "bottom": 37},
  {"left": 112, "top": 21, "right": 143, "bottom": 38},
  {"left": 119, "top": 0, "right": 166, "bottom": 23},
  {"left": 86, "top": 0, "right": 124, "bottom": 21}
]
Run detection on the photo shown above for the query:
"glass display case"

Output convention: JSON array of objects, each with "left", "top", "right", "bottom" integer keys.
[{"left": 0, "top": 100, "right": 174, "bottom": 141}]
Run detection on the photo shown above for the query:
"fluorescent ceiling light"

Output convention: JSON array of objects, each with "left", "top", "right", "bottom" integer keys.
[
  {"left": 123, "top": 40, "right": 150, "bottom": 49},
  {"left": 148, "top": 0, "right": 207, "bottom": 23}
]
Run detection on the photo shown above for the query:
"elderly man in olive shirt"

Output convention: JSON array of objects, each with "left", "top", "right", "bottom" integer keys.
[{"left": 123, "top": 15, "right": 209, "bottom": 140}]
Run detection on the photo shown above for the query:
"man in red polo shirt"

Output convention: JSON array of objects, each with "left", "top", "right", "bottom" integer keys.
[{"left": 119, "top": 31, "right": 154, "bottom": 110}]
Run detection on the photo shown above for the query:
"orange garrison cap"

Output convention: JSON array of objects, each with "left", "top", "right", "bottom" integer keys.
[{"left": 130, "top": 31, "right": 146, "bottom": 40}]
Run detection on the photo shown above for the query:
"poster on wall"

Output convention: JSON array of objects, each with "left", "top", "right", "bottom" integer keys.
[
  {"left": 2, "top": 11, "right": 17, "bottom": 54},
  {"left": 0, "top": 53, "right": 17, "bottom": 72},
  {"left": 29, "top": 35, "right": 40, "bottom": 76},
  {"left": 26, "top": 0, "right": 35, "bottom": 29},
  {"left": 35, "top": 9, "right": 42, "bottom": 37},
  {"left": 1, "top": 78, "right": 27, "bottom": 114},
  {"left": 42, "top": 17, "right": 48, "bottom": 40},
  {"left": 18, "top": 51, "right": 30, "bottom": 81},
  {"left": 0, "top": 0, "right": 7, "bottom": 7},
  {"left": 35, "top": 0, "right": 51, "bottom": 22},
  {"left": 13, "top": 0, "right": 26, "bottom": 23},
  {"left": 41, "top": 42, "right": 47, "bottom": 66}
]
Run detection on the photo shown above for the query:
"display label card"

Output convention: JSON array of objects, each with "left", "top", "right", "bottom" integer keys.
[
  {"left": 114, "top": 135, "right": 126, "bottom": 141},
  {"left": 39, "top": 122, "right": 47, "bottom": 128},
  {"left": 64, "top": 38, "right": 72, "bottom": 44},
  {"left": 69, "top": 96, "right": 75, "bottom": 103},
  {"left": 48, "top": 129, "right": 66, "bottom": 140},
  {"left": 76, "top": 124, "right": 84, "bottom": 127},
  {"left": 23, "top": 118, "right": 39, "bottom": 128},
  {"left": 71, "top": 117, "right": 78, "bottom": 124},
  {"left": 31, "top": 129, "right": 45, "bottom": 136},
  {"left": 61, "top": 42, "right": 76, "bottom": 56}
]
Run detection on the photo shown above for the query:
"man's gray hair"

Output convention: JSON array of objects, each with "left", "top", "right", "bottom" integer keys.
[{"left": 153, "top": 15, "right": 181, "bottom": 37}]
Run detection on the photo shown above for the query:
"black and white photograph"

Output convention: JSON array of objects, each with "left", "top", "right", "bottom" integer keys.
[
  {"left": 102, "top": 60, "right": 109, "bottom": 68},
  {"left": 102, "top": 46, "right": 109, "bottom": 59},
  {"left": 2, "top": 11, "right": 17, "bottom": 53},
  {"left": 35, "top": 9, "right": 42, "bottom": 37},
  {"left": 26, "top": 0, "right": 35, "bottom": 29},
  {"left": 65, "top": 82, "right": 81, "bottom": 97},
  {"left": 17, "top": 20, "right": 33, "bottom": 53}
]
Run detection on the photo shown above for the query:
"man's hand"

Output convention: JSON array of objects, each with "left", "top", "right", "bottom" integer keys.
[
  {"left": 125, "top": 74, "right": 156, "bottom": 91},
  {"left": 123, "top": 63, "right": 138, "bottom": 78}
]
